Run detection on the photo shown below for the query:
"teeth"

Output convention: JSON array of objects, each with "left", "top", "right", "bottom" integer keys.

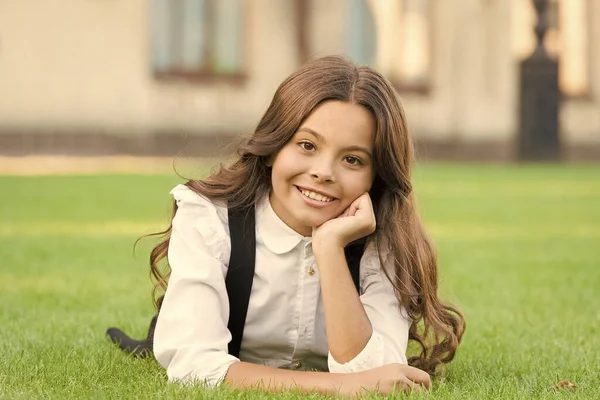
[{"left": 299, "top": 188, "right": 333, "bottom": 202}]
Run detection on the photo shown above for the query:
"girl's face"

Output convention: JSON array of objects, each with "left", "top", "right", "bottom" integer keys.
[{"left": 269, "top": 100, "right": 376, "bottom": 237}]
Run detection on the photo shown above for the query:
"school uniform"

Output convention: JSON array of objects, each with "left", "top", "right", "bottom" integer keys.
[{"left": 154, "top": 184, "right": 410, "bottom": 387}]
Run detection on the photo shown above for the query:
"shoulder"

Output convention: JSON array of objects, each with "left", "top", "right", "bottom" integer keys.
[
  {"left": 169, "top": 184, "right": 230, "bottom": 261},
  {"left": 170, "top": 184, "right": 228, "bottom": 222}
]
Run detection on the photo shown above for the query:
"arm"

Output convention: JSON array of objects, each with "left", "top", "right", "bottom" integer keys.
[
  {"left": 224, "top": 245, "right": 420, "bottom": 396},
  {"left": 153, "top": 187, "right": 239, "bottom": 386},
  {"left": 224, "top": 361, "right": 430, "bottom": 396},
  {"left": 313, "top": 239, "right": 411, "bottom": 371},
  {"left": 312, "top": 193, "right": 411, "bottom": 372},
  {"left": 313, "top": 243, "right": 372, "bottom": 364},
  {"left": 225, "top": 362, "right": 349, "bottom": 395}
]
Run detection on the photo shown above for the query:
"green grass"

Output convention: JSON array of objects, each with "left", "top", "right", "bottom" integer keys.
[{"left": 1, "top": 164, "right": 599, "bottom": 399}]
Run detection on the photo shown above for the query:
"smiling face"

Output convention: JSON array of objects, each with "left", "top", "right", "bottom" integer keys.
[{"left": 269, "top": 100, "right": 376, "bottom": 237}]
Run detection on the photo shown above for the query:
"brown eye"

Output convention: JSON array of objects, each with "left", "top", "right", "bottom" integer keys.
[
  {"left": 299, "top": 141, "right": 315, "bottom": 151},
  {"left": 344, "top": 156, "right": 362, "bottom": 165}
]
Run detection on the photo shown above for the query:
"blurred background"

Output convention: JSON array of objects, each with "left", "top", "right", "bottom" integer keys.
[
  {"left": 0, "top": 0, "right": 598, "bottom": 166},
  {"left": 1, "top": 2, "right": 599, "bottom": 397}
]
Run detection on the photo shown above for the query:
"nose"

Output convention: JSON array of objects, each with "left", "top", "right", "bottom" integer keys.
[{"left": 309, "top": 158, "right": 335, "bottom": 183}]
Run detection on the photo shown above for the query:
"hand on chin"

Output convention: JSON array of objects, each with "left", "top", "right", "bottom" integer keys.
[{"left": 311, "top": 192, "right": 376, "bottom": 252}]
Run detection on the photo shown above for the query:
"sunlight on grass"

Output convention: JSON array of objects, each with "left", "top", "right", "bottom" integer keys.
[
  {"left": 1, "top": 165, "right": 599, "bottom": 399},
  {"left": 0, "top": 221, "right": 165, "bottom": 237},
  {"left": 2, "top": 220, "right": 599, "bottom": 240}
]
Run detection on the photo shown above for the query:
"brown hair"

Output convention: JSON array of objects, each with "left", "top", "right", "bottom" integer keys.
[{"left": 148, "top": 56, "right": 465, "bottom": 375}]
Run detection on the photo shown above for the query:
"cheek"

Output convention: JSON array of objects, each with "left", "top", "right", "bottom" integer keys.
[
  {"left": 271, "top": 150, "right": 302, "bottom": 182},
  {"left": 340, "top": 170, "right": 374, "bottom": 196}
]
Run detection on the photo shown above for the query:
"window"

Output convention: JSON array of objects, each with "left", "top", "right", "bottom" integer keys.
[
  {"left": 512, "top": 0, "right": 591, "bottom": 97},
  {"left": 152, "top": 0, "right": 246, "bottom": 80},
  {"left": 348, "top": 0, "right": 432, "bottom": 92}
]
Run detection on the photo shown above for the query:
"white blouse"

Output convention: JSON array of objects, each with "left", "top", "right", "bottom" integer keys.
[{"left": 154, "top": 185, "right": 410, "bottom": 387}]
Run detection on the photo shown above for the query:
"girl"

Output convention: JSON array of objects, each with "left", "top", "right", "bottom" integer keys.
[{"left": 150, "top": 56, "right": 465, "bottom": 396}]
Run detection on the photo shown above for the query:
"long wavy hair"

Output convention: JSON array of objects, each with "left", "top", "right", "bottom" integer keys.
[{"left": 148, "top": 56, "right": 465, "bottom": 374}]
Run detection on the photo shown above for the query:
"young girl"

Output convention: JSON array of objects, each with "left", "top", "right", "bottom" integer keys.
[{"left": 150, "top": 56, "right": 465, "bottom": 396}]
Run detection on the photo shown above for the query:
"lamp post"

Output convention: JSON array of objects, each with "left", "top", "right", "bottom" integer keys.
[{"left": 518, "top": 0, "right": 561, "bottom": 161}]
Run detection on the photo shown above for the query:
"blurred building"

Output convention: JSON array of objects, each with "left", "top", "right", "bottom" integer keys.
[{"left": 0, "top": 0, "right": 598, "bottom": 160}]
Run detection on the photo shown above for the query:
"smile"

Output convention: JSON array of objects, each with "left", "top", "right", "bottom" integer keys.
[{"left": 296, "top": 186, "right": 335, "bottom": 203}]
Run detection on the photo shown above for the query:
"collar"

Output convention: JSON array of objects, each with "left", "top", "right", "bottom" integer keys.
[{"left": 256, "top": 193, "right": 307, "bottom": 254}]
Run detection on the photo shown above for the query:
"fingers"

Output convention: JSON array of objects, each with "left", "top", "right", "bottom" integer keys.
[
  {"left": 390, "top": 376, "right": 426, "bottom": 394},
  {"left": 402, "top": 366, "right": 432, "bottom": 390},
  {"left": 338, "top": 207, "right": 351, "bottom": 218},
  {"left": 347, "top": 205, "right": 358, "bottom": 217},
  {"left": 358, "top": 364, "right": 431, "bottom": 397},
  {"left": 338, "top": 192, "right": 372, "bottom": 215},
  {"left": 339, "top": 202, "right": 359, "bottom": 218},
  {"left": 346, "top": 192, "right": 372, "bottom": 218}
]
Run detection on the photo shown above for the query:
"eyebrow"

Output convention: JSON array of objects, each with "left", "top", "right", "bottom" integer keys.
[{"left": 297, "top": 127, "right": 373, "bottom": 159}]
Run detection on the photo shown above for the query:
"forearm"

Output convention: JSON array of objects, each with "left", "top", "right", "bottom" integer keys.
[
  {"left": 224, "top": 361, "right": 353, "bottom": 395},
  {"left": 314, "top": 244, "right": 373, "bottom": 363}
]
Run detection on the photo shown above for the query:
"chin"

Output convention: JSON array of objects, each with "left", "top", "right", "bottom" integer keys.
[{"left": 297, "top": 212, "right": 334, "bottom": 229}]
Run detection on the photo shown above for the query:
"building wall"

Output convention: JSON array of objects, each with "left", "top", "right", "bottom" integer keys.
[
  {"left": 0, "top": 0, "right": 150, "bottom": 131},
  {"left": 0, "top": 0, "right": 597, "bottom": 156},
  {"left": 561, "top": 0, "right": 600, "bottom": 144},
  {"left": 400, "top": 0, "right": 516, "bottom": 142},
  {"left": 0, "top": 0, "right": 301, "bottom": 136}
]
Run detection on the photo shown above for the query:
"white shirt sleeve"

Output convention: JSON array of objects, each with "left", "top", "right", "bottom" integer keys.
[
  {"left": 328, "top": 241, "right": 410, "bottom": 373},
  {"left": 153, "top": 185, "right": 239, "bottom": 387}
]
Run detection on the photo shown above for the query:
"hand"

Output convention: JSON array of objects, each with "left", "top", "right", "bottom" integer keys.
[
  {"left": 345, "top": 363, "right": 431, "bottom": 396},
  {"left": 312, "top": 192, "right": 376, "bottom": 251}
]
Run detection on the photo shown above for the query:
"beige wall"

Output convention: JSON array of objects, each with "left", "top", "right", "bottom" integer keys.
[
  {"left": 0, "top": 0, "right": 300, "bottom": 135},
  {"left": 402, "top": 0, "right": 516, "bottom": 142},
  {"left": 561, "top": 0, "right": 600, "bottom": 144},
  {"left": 0, "top": 0, "right": 598, "bottom": 147},
  {"left": 0, "top": 0, "right": 150, "bottom": 130}
]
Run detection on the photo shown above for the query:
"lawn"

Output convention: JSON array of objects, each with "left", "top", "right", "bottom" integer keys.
[{"left": 1, "top": 164, "right": 598, "bottom": 399}]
